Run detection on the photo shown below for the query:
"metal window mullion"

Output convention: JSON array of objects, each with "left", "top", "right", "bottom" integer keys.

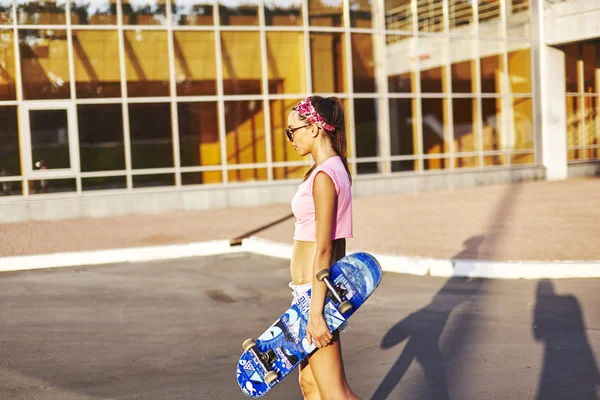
[
  {"left": 258, "top": 0, "right": 273, "bottom": 182},
  {"left": 12, "top": 0, "right": 28, "bottom": 196},
  {"left": 530, "top": 0, "right": 541, "bottom": 166},
  {"left": 213, "top": 5, "right": 228, "bottom": 185},
  {"left": 302, "top": 0, "right": 312, "bottom": 94},
  {"left": 116, "top": 0, "right": 133, "bottom": 190},
  {"left": 166, "top": 0, "right": 182, "bottom": 187},
  {"left": 473, "top": 0, "right": 484, "bottom": 169},
  {"left": 374, "top": 0, "right": 390, "bottom": 175},
  {"left": 65, "top": 0, "right": 82, "bottom": 195},
  {"left": 343, "top": 0, "right": 357, "bottom": 175},
  {"left": 578, "top": 44, "right": 585, "bottom": 159},
  {"left": 443, "top": 0, "right": 454, "bottom": 171}
]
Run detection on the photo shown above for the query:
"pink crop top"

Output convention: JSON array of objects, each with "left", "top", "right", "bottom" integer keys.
[{"left": 291, "top": 156, "right": 353, "bottom": 242}]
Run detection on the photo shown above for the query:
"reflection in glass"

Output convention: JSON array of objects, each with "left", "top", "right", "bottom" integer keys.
[
  {"left": 228, "top": 168, "right": 267, "bottom": 183},
  {"left": 225, "top": 100, "right": 266, "bottom": 166},
  {"left": 389, "top": 98, "right": 417, "bottom": 159},
  {"left": 182, "top": 171, "right": 223, "bottom": 185},
  {"left": 506, "top": 0, "right": 530, "bottom": 38},
  {"left": 310, "top": 32, "right": 347, "bottom": 93},
  {"left": 421, "top": 98, "right": 447, "bottom": 158},
  {"left": 451, "top": 39, "right": 476, "bottom": 93},
  {"left": 73, "top": 30, "right": 121, "bottom": 98},
  {"left": 0, "top": 31, "right": 16, "bottom": 100},
  {"left": 480, "top": 40, "right": 504, "bottom": 94},
  {"left": 270, "top": 98, "right": 304, "bottom": 175},
  {"left": 508, "top": 97, "right": 533, "bottom": 150},
  {"left": 424, "top": 157, "right": 448, "bottom": 170},
  {"left": 129, "top": 103, "right": 173, "bottom": 169},
  {"left": 455, "top": 156, "right": 479, "bottom": 168},
  {"left": 1, "top": 0, "right": 13, "bottom": 24},
  {"left": 83, "top": 176, "right": 127, "bottom": 191},
  {"left": 478, "top": 0, "right": 501, "bottom": 36},
  {"left": 172, "top": 0, "right": 213, "bottom": 26},
  {"left": 29, "top": 178, "right": 75, "bottom": 194},
  {"left": 484, "top": 154, "right": 505, "bottom": 166},
  {"left": 71, "top": 0, "right": 117, "bottom": 25},
  {"left": 132, "top": 173, "right": 175, "bottom": 188},
  {"left": 124, "top": 30, "right": 169, "bottom": 97},
  {"left": 352, "top": 34, "right": 375, "bottom": 93},
  {"left": 265, "top": 0, "right": 302, "bottom": 26},
  {"left": 391, "top": 160, "right": 416, "bottom": 172},
  {"left": 174, "top": 31, "right": 217, "bottom": 96},
  {"left": 309, "top": 0, "right": 343, "bottom": 27},
  {"left": 178, "top": 102, "right": 221, "bottom": 174},
  {"left": 350, "top": 0, "right": 372, "bottom": 28},
  {"left": 564, "top": 43, "right": 579, "bottom": 93},
  {"left": 584, "top": 96, "right": 599, "bottom": 146},
  {"left": 582, "top": 42, "right": 598, "bottom": 94},
  {"left": 384, "top": 0, "right": 413, "bottom": 31},
  {"left": 17, "top": 0, "right": 66, "bottom": 25},
  {"left": 121, "top": 0, "right": 166, "bottom": 25},
  {"left": 30, "top": 109, "right": 70, "bottom": 170},
  {"left": 77, "top": 104, "right": 125, "bottom": 172},
  {"left": 566, "top": 96, "right": 582, "bottom": 159},
  {"left": 419, "top": 36, "right": 446, "bottom": 93},
  {"left": 0, "top": 107, "right": 20, "bottom": 177},
  {"left": 19, "top": 29, "right": 70, "bottom": 100},
  {"left": 221, "top": 31, "right": 262, "bottom": 95},
  {"left": 386, "top": 35, "right": 415, "bottom": 93},
  {"left": 354, "top": 98, "right": 379, "bottom": 174},
  {"left": 266, "top": 32, "right": 306, "bottom": 94},
  {"left": 508, "top": 46, "right": 531, "bottom": 93},
  {"left": 481, "top": 97, "right": 503, "bottom": 155},
  {"left": 417, "top": 0, "right": 443, "bottom": 33},
  {"left": 453, "top": 98, "right": 478, "bottom": 158},
  {"left": 449, "top": 0, "right": 473, "bottom": 33},
  {"left": 219, "top": 0, "right": 259, "bottom": 26}
]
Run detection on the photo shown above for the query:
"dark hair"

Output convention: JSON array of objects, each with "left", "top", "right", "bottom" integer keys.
[{"left": 297, "top": 96, "right": 352, "bottom": 185}]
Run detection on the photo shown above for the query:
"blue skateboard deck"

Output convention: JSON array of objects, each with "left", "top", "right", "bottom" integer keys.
[{"left": 236, "top": 252, "right": 382, "bottom": 398}]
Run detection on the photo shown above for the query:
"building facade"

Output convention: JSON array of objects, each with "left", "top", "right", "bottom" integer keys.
[{"left": 0, "top": 0, "right": 597, "bottom": 222}]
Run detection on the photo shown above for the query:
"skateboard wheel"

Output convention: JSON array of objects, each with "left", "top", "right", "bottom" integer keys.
[
  {"left": 265, "top": 371, "right": 278, "bottom": 384},
  {"left": 242, "top": 338, "right": 256, "bottom": 351},
  {"left": 315, "top": 269, "right": 329, "bottom": 282},
  {"left": 339, "top": 301, "right": 353, "bottom": 314}
]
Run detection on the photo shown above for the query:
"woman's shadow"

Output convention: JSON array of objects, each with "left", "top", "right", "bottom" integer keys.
[{"left": 370, "top": 236, "right": 486, "bottom": 400}]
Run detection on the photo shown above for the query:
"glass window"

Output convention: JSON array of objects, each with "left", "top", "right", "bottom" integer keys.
[
  {"left": 224, "top": 100, "right": 266, "bottom": 166},
  {"left": 128, "top": 103, "right": 173, "bottom": 169},
  {"left": 0, "top": 106, "right": 20, "bottom": 177},
  {"left": 221, "top": 31, "right": 262, "bottom": 95},
  {"left": 481, "top": 97, "right": 504, "bottom": 152},
  {"left": 73, "top": 30, "right": 121, "bottom": 98},
  {"left": 132, "top": 173, "right": 175, "bottom": 188},
  {"left": 228, "top": 168, "right": 267, "bottom": 183},
  {"left": 266, "top": 31, "right": 306, "bottom": 95},
  {"left": 449, "top": 0, "right": 473, "bottom": 34},
  {"left": 310, "top": 32, "right": 347, "bottom": 94},
  {"left": 584, "top": 96, "right": 599, "bottom": 146},
  {"left": 451, "top": 39, "right": 476, "bottom": 94},
  {"left": 480, "top": 40, "right": 504, "bottom": 94},
  {"left": 0, "top": 31, "right": 16, "bottom": 100},
  {"left": 384, "top": 0, "right": 413, "bottom": 31},
  {"left": 478, "top": 0, "right": 501, "bottom": 36},
  {"left": 417, "top": 0, "right": 443, "bottom": 33},
  {"left": 174, "top": 31, "right": 217, "bottom": 96},
  {"left": 29, "top": 109, "right": 70, "bottom": 170},
  {"left": 219, "top": 0, "right": 259, "bottom": 26},
  {"left": 354, "top": 98, "right": 379, "bottom": 175},
  {"left": 172, "top": 0, "right": 213, "bottom": 26},
  {"left": 121, "top": 0, "right": 167, "bottom": 25},
  {"left": 177, "top": 102, "right": 221, "bottom": 169},
  {"left": 351, "top": 33, "right": 376, "bottom": 93},
  {"left": 386, "top": 35, "right": 416, "bottom": 93},
  {"left": 71, "top": 0, "right": 117, "bottom": 25},
  {"left": 273, "top": 166, "right": 307, "bottom": 181},
  {"left": 309, "top": 0, "right": 343, "bottom": 27},
  {"left": 182, "top": 171, "right": 222, "bottom": 185},
  {"left": 82, "top": 176, "right": 127, "bottom": 191},
  {"left": 506, "top": 0, "right": 530, "bottom": 38},
  {"left": 507, "top": 45, "right": 531, "bottom": 93},
  {"left": 421, "top": 98, "right": 448, "bottom": 158},
  {"left": 77, "top": 104, "right": 125, "bottom": 172},
  {"left": 17, "top": 0, "right": 66, "bottom": 25},
  {"left": 350, "top": 0, "right": 372, "bottom": 28},
  {"left": 19, "top": 29, "right": 71, "bottom": 100},
  {"left": 29, "top": 178, "right": 76, "bottom": 194},
  {"left": 566, "top": 95, "right": 582, "bottom": 150},
  {"left": 389, "top": 98, "right": 417, "bottom": 159},
  {"left": 419, "top": 37, "right": 447, "bottom": 93},
  {"left": 1, "top": 0, "right": 13, "bottom": 24},
  {"left": 124, "top": 30, "right": 170, "bottom": 97},
  {"left": 564, "top": 43, "right": 579, "bottom": 93},
  {"left": 508, "top": 97, "right": 533, "bottom": 150},
  {"left": 582, "top": 42, "right": 598, "bottom": 94},
  {"left": 270, "top": 98, "right": 305, "bottom": 169},
  {"left": 264, "top": 0, "right": 302, "bottom": 26},
  {"left": 453, "top": 98, "right": 478, "bottom": 155}
]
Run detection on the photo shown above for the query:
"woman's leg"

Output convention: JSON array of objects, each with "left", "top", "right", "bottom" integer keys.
[{"left": 301, "top": 332, "right": 359, "bottom": 400}]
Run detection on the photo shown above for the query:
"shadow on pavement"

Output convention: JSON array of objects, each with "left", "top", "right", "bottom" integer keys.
[{"left": 533, "top": 279, "right": 600, "bottom": 400}]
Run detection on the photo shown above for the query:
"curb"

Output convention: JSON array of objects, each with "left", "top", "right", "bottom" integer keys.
[{"left": 1, "top": 236, "right": 599, "bottom": 279}]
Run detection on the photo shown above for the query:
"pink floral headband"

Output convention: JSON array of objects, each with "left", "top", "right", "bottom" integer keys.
[{"left": 292, "top": 97, "right": 336, "bottom": 132}]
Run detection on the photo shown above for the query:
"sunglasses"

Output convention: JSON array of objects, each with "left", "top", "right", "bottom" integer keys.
[{"left": 285, "top": 124, "right": 310, "bottom": 142}]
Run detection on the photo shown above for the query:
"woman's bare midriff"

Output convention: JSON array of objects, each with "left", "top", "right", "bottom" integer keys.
[{"left": 290, "top": 238, "right": 346, "bottom": 285}]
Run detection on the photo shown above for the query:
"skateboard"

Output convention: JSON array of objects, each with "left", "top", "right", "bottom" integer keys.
[{"left": 236, "top": 252, "right": 382, "bottom": 398}]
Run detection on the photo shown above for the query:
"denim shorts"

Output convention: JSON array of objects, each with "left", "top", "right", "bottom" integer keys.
[{"left": 288, "top": 281, "right": 348, "bottom": 332}]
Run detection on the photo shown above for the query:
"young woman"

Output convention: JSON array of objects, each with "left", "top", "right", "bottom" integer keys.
[{"left": 286, "top": 96, "right": 360, "bottom": 400}]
